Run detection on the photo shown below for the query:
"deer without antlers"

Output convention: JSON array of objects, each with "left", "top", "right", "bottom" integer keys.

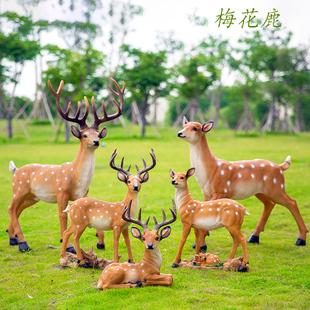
[
  {"left": 7, "top": 78, "right": 125, "bottom": 252},
  {"left": 170, "top": 168, "right": 249, "bottom": 272},
  {"left": 60, "top": 149, "right": 156, "bottom": 266},
  {"left": 97, "top": 200, "right": 176, "bottom": 290},
  {"left": 178, "top": 117, "right": 308, "bottom": 246}
]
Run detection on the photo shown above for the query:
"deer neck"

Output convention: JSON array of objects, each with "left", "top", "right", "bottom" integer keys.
[
  {"left": 175, "top": 185, "right": 193, "bottom": 211},
  {"left": 142, "top": 246, "right": 162, "bottom": 273},
  {"left": 123, "top": 190, "right": 139, "bottom": 216}
]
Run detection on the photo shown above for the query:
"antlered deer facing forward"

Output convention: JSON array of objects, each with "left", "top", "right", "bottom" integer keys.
[
  {"left": 7, "top": 78, "right": 125, "bottom": 252},
  {"left": 178, "top": 117, "right": 308, "bottom": 246}
]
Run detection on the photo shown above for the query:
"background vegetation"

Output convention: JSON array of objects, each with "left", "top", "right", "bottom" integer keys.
[{"left": 0, "top": 122, "right": 309, "bottom": 309}]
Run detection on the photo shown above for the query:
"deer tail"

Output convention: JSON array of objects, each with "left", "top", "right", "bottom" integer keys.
[
  {"left": 280, "top": 155, "right": 291, "bottom": 171},
  {"left": 244, "top": 208, "right": 250, "bottom": 216},
  {"left": 9, "top": 161, "right": 17, "bottom": 174},
  {"left": 63, "top": 203, "right": 71, "bottom": 213}
]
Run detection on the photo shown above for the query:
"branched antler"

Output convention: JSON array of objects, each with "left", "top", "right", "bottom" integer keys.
[
  {"left": 109, "top": 149, "right": 131, "bottom": 177},
  {"left": 136, "top": 149, "right": 156, "bottom": 176},
  {"left": 153, "top": 199, "right": 177, "bottom": 231},
  {"left": 122, "top": 200, "right": 150, "bottom": 231}
]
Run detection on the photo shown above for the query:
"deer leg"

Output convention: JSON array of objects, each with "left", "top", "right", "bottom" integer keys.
[
  {"left": 172, "top": 223, "right": 191, "bottom": 267},
  {"left": 194, "top": 228, "right": 203, "bottom": 256},
  {"left": 248, "top": 193, "right": 275, "bottom": 243},
  {"left": 112, "top": 226, "right": 122, "bottom": 263},
  {"left": 96, "top": 230, "right": 105, "bottom": 250},
  {"left": 71, "top": 224, "right": 87, "bottom": 264},
  {"left": 57, "top": 194, "right": 75, "bottom": 252},
  {"left": 144, "top": 273, "right": 173, "bottom": 286},
  {"left": 122, "top": 227, "right": 134, "bottom": 263},
  {"left": 61, "top": 224, "right": 75, "bottom": 257},
  {"left": 272, "top": 192, "right": 308, "bottom": 245}
]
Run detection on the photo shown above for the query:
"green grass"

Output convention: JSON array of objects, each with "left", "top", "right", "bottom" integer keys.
[{"left": 0, "top": 120, "right": 310, "bottom": 310}]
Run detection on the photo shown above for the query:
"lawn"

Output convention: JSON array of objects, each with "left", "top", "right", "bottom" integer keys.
[{"left": 0, "top": 120, "right": 309, "bottom": 310}]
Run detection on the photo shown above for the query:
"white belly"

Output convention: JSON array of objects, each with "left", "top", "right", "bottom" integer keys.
[
  {"left": 193, "top": 216, "right": 224, "bottom": 231},
  {"left": 32, "top": 185, "right": 57, "bottom": 203},
  {"left": 88, "top": 218, "right": 112, "bottom": 231},
  {"left": 232, "top": 180, "right": 261, "bottom": 200}
]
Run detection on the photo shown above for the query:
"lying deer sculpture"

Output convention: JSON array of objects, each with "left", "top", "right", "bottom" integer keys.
[
  {"left": 60, "top": 149, "right": 156, "bottom": 266},
  {"left": 97, "top": 200, "right": 176, "bottom": 290},
  {"left": 7, "top": 78, "right": 125, "bottom": 252},
  {"left": 178, "top": 117, "right": 308, "bottom": 246},
  {"left": 170, "top": 168, "right": 249, "bottom": 272}
]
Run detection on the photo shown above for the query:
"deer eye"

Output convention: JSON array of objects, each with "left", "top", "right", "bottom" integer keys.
[
  {"left": 155, "top": 237, "right": 159, "bottom": 241},
  {"left": 142, "top": 237, "right": 145, "bottom": 241},
  {"left": 127, "top": 180, "right": 131, "bottom": 184},
  {"left": 180, "top": 177, "right": 184, "bottom": 179},
  {"left": 192, "top": 127, "right": 197, "bottom": 131},
  {"left": 83, "top": 134, "right": 87, "bottom": 138}
]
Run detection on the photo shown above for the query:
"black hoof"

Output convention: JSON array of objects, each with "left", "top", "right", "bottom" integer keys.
[
  {"left": 192, "top": 241, "right": 196, "bottom": 249},
  {"left": 66, "top": 246, "right": 76, "bottom": 254},
  {"left": 295, "top": 238, "right": 306, "bottom": 246},
  {"left": 135, "top": 281, "right": 142, "bottom": 288},
  {"left": 172, "top": 263, "right": 179, "bottom": 268},
  {"left": 238, "top": 265, "right": 248, "bottom": 272},
  {"left": 10, "top": 238, "right": 19, "bottom": 246},
  {"left": 19, "top": 241, "right": 30, "bottom": 252},
  {"left": 60, "top": 239, "right": 63, "bottom": 243},
  {"left": 200, "top": 244, "right": 207, "bottom": 253},
  {"left": 193, "top": 261, "right": 197, "bottom": 266},
  {"left": 247, "top": 234, "right": 259, "bottom": 244},
  {"left": 77, "top": 260, "right": 90, "bottom": 268},
  {"left": 96, "top": 243, "right": 105, "bottom": 250}
]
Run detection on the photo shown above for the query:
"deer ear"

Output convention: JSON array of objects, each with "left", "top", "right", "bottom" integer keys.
[
  {"left": 169, "top": 169, "right": 175, "bottom": 178},
  {"left": 186, "top": 167, "right": 195, "bottom": 178},
  {"left": 131, "top": 227, "right": 142, "bottom": 239},
  {"left": 202, "top": 121, "right": 214, "bottom": 133},
  {"left": 182, "top": 116, "right": 188, "bottom": 127},
  {"left": 140, "top": 172, "right": 149, "bottom": 183},
  {"left": 98, "top": 126, "right": 107, "bottom": 139},
  {"left": 71, "top": 125, "right": 81, "bottom": 139},
  {"left": 159, "top": 226, "right": 171, "bottom": 240},
  {"left": 117, "top": 171, "right": 127, "bottom": 183}
]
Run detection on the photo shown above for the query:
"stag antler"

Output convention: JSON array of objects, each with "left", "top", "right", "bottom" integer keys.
[
  {"left": 122, "top": 200, "right": 150, "bottom": 231},
  {"left": 109, "top": 149, "right": 131, "bottom": 177},
  {"left": 48, "top": 80, "right": 89, "bottom": 130},
  {"left": 136, "top": 149, "right": 156, "bottom": 176},
  {"left": 153, "top": 199, "right": 177, "bottom": 231},
  {"left": 91, "top": 78, "right": 125, "bottom": 129}
]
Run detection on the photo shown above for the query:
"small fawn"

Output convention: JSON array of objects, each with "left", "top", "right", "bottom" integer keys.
[
  {"left": 97, "top": 200, "right": 176, "bottom": 290},
  {"left": 60, "top": 149, "right": 156, "bottom": 266},
  {"left": 170, "top": 168, "right": 249, "bottom": 272}
]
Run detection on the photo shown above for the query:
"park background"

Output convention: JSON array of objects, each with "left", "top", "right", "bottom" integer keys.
[{"left": 0, "top": 0, "right": 310, "bottom": 309}]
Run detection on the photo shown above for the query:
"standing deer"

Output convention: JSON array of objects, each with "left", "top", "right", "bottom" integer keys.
[
  {"left": 60, "top": 149, "right": 156, "bottom": 266},
  {"left": 97, "top": 200, "right": 176, "bottom": 290},
  {"left": 7, "top": 78, "right": 125, "bottom": 252},
  {"left": 170, "top": 168, "right": 249, "bottom": 272},
  {"left": 178, "top": 117, "right": 308, "bottom": 246}
]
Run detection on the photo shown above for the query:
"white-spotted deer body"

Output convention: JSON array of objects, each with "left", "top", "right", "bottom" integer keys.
[
  {"left": 60, "top": 149, "right": 156, "bottom": 265},
  {"left": 7, "top": 78, "right": 125, "bottom": 252},
  {"left": 170, "top": 168, "right": 249, "bottom": 271},
  {"left": 178, "top": 117, "right": 308, "bottom": 245},
  {"left": 97, "top": 200, "right": 176, "bottom": 290}
]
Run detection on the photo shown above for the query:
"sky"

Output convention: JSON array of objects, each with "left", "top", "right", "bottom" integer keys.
[{"left": 2, "top": 0, "right": 310, "bottom": 99}]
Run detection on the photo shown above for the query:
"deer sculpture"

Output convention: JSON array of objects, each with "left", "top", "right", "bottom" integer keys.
[
  {"left": 97, "top": 200, "right": 176, "bottom": 290},
  {"left": 170, "top": 168, "right": 249, "bottom": 272},
  {"left": 178, "top": 117, "right": 308, "bottom": 246},
  {"left": 7, "top": 78, "right": 125, "bottom": 252},
  {"left": 60, "top": 149, "right": 156, "bottom": 266}
]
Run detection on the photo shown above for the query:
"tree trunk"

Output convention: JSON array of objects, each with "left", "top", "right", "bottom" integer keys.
[
  {"left": 270, "top": 98, "right": 276, "bottom": 132},
  {"left": 294, "top": 100, "right": 301, "bottom": 133},
  {"left": 7, "top": 108, "right": 13, "bottom": 139},
  {"left": 214, "top": 83, "right": 221, "bottom": 128},
  {"left": 244, "top": 91, "right": 249, "bottom": 135},
  {"left": 65, "top": 121, "right": 70, "bottom": 142},
  {"left": 189, "top": 98, "right": 198, "bottom": 122}
]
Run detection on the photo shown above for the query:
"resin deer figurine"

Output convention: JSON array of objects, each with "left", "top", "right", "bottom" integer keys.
[
  {"left": 97, "top": 200, "right": 176, "bottom": 290},
  {"left": 7, "top": 78, "right": 125, "bottom": 252},
  {"left": 170, "top": 168, "right": 249, "bottom": 272},
  {"left": 60, "top": 148, "right": 156, "bottom": 266},
  {"left": 178, "top": 117, "right": 308, "bottom": 246}
]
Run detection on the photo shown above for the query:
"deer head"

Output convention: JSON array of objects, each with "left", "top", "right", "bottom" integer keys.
[
  {"left": 48, "top": 78, "right": 125, "bottom": 148},
  {"left": 170, "top": 168, "right": 195, "bottom": 189},
  {"left": 178, "top": 116, "right": 213, "bottom": 144}
]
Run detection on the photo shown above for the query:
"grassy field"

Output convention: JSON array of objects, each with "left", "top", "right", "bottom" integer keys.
[{"left": 0, "top": 120, "right": 309, "bottom": 310}]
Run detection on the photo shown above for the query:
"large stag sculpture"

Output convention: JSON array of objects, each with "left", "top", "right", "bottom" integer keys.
[{"left": 7, "top": 78, "right": 125, "bottom": 252}]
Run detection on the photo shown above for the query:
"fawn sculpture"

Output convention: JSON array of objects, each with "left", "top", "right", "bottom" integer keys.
[
  {"left": 7, "top": 78, "right": 125, "bottom": 252},
  {"left": 97, "top": 200, "right": 176, "bottom": 290},
  {"left": 170, "top": 168, "right": 249, "bottom": 272},
  {"left": 60, "top": 149, "right": 156, "bottom": 266},
  {"left": 178, "top": 117, "right": 308, "bottom": 246}
]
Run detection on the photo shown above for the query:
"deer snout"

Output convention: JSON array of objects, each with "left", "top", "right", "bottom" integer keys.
[
  {"left": 171, "top": 180, "right": 177, "bottom": 185},
  {"left": 177, "top": 132, "right": 182, "bottom": 137},
  {"left": 147, "top": 243, "right": 154, "bottom": 250},
  {"left": 133, "top": 185, "right": 139, "bottom": 191},
  {"left": 93, "top": 140, "right": 99, "bottom": 146}
]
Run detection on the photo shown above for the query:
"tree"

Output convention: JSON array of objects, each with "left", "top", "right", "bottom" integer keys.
[{"left": 119, "top": 45, "right": 169, "bottom": 136}]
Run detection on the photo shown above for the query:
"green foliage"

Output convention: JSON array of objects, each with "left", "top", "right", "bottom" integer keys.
[{"left": 0, "top": 122, "right": 310, "bottom": 309}]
